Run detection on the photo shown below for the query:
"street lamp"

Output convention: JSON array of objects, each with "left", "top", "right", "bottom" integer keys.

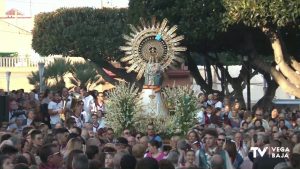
[
  {"left": 243, "top": 56, "right": 251, "bottom": 111},
  {"left": 5, "top": 71, "right": 11, "bottom": 95},
  {"left": 38, "top": 62, "right": 45, "bottom": 93}
]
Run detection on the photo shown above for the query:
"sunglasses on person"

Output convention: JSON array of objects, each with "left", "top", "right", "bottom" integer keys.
[
  {"left": 217, "top": 138, "right": 225, "bottom": 142},
  {"left": 255, "top": 114, "right": 262, "bottom": 116}
]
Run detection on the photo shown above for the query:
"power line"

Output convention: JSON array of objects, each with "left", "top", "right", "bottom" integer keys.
[{"left": 0, "top": 29, "right": 31, "bottom": 35}]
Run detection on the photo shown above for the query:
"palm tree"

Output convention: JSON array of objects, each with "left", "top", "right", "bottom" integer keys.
[
  {"left": 44, "top": 58, "right": 71, "bottom": 91},
  {"left": 69, "top": 61, "right": 103, "bottom": 90},
  {"left": 27, "top": 71, "right": 40, "bottom": 90},
  {"left": 27, "top": 58, "right": 104, "bottom": 91}
]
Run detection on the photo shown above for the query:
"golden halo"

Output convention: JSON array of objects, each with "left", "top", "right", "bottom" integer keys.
[{"left": 120, "top": 17, "right": 187, "bottom": 80}]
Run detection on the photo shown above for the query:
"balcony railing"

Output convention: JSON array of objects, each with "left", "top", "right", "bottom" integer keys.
[
  {"left": 0, "top": 57, "right": 85, "bottom": 67},
  {"left": 0, "top": 57, "right": 190, "bottom": 77}
]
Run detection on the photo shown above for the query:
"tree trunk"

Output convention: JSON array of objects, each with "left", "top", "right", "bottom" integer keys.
[
  {"left": 262, "top": 27, "right": 300, "bottom": 97},
  {"left": 186, "top": 52, "right": 216, "bottom": 94},
  {"left": 205, "top": 59, "right": 213, "bottom": 89},
  {"left": 230, "top": 78, "right": 246, "bottom": 109},
  {"left": 252, "top": 74, "right": 278, "bottom": 112}
]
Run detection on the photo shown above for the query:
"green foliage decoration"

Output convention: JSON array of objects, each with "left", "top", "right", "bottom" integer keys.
[
  {"left": 105, "top": 82, "right": 143, "bottom": 134},
  {"left": 162, "top": 86, "right": 198, "bottom": 136},
  {"left": 104, "top": 83, "right": 199, "bottom": 137}
]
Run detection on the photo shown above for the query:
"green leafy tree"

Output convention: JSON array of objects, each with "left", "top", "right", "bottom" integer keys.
[
  {"left": 32, "top": 8, "right": 137, "bottom": 85},
  {"left": 128, "top": 0, "right": 300, "bottom": 110},
  {"left": 128, "top": 0, "right": 255, "bottom": 108},
  {"left": 223, "top": 0, "right": 300, "bottom": 97},
  {"left": 162, "top": 86, "right": 198, "bottom": 136}
]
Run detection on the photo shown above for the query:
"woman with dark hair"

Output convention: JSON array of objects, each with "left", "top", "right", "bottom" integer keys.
[
  {"left": 0, "top": 155, "right": 14, "bottom": 169},
  {"left": 225, "top": 141, "right": 243, "bottom": 169},
  {"left": 179, "top": 149, "right": 197, "bottom": 169},
  {"left": 70, "top": 101, "right": 84, "bottom": 128},
  {"left": 145, "top": 140, "right": 165, "bottom": 161},
  {"left": 254, "top": 119, "right": 263, "bottom": 128},
  {"left": 90, "top": 90, "right": 101, "bottom": 114},
  {"left": 278, "top": 119, "right": 286, "bottom": 129},
  {"left": 104, "top": 152, "right": 115, "bottom": 168},
  {"left": 40, "top": 89, "right": 53, "bottom": 128},
  {"left": 210, "top": 108, "right": 223, "bottom": 127}
]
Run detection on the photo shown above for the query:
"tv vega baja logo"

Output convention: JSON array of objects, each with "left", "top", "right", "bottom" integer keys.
[{"left": 250, "top": 147, "right": 289, "bottom": 158}]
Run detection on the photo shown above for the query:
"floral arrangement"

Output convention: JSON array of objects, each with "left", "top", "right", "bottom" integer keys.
[
  {"left": 105, "top": 82, "right": 143, "bottom": 134},
  {"left": 162, "top": 85, "right": 199, "bottom": 136},
  {"left": 105, "top": 83, "right": 199, "bottom": 137}
]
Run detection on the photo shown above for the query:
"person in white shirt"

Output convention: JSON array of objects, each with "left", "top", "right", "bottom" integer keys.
[
  {"left": 48, "top": 92, "right": 63, "bottom": 129},
  {"left": 81, "top": 87, "right": 94, "bottom": 122},
  {"left": 91, "top": 114, "right": 105, "bottom": 132},
  {"left": 70, "top": 101, "right": 84, "bottom": 128},
  {"left": 92, "top": 114, "right": 105, "bottom": 132}
]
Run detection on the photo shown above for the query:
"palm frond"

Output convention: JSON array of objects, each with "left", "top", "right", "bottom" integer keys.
[
  {"left": 45, "top": 58, "right": 71, "bottom": 78},
  {"left": 70, "top": 61, "right": 102, "bottom": 89}
]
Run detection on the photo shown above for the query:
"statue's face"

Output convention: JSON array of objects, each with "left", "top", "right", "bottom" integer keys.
[{"left": 149, "top": 46, "right": 158, "bottom": 58}]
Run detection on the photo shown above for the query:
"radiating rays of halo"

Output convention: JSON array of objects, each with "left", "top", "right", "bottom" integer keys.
[{"left": 120, "top": 17, "right": 187, "bottom": 80}]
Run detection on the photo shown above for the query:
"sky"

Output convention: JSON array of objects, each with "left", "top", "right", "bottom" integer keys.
[{"left": 4, "top": 0, "right": 129, "bottom": 16}]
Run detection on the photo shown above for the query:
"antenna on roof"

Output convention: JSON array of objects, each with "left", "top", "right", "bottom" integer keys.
[{"left": 29, "top": 0, "right": 32, "bottom": 16}]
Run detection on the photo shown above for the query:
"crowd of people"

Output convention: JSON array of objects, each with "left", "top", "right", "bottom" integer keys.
[{"left": 0, "top": 88, "right": 300, "bottom": 169}]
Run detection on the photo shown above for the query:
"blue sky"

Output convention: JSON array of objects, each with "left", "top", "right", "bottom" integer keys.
[{"left": 5, "top": 0, "right": 129, "bottom": 16}]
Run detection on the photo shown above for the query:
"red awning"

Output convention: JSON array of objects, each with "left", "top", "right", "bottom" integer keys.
[{"left": 6, "top": 9, "right": 24, "bottom": 16}]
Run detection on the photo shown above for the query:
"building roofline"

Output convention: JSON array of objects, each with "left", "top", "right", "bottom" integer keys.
[{"left": 0, "top": 16, "right": 32, "bottom": 19}]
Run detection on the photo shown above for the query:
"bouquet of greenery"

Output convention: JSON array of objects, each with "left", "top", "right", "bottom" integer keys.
[
  {"left": 105, "top": 82, "right": 143, "bottom": 134},
  {"left": 162, "top": 85, "right": 198, "bottom": 136}
]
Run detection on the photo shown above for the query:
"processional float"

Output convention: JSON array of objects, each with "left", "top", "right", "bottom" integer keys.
[{"left": 120, "top": 18, "right": 187, "bottom": 115}]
